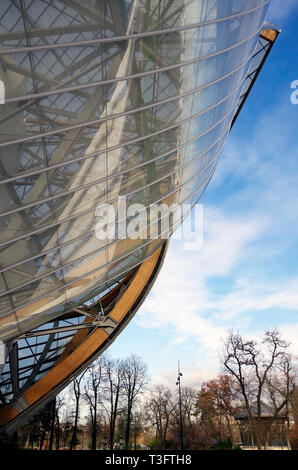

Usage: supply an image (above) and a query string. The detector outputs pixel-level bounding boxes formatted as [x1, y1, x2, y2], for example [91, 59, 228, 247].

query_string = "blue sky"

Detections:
[108, 0, 298, 388]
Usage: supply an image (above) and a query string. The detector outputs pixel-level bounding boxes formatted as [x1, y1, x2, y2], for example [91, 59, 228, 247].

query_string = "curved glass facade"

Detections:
[0, 0, 271, 342]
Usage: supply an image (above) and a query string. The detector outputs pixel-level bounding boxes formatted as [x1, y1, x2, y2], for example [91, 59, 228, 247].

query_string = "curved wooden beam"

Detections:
[0, 243, 167, 433]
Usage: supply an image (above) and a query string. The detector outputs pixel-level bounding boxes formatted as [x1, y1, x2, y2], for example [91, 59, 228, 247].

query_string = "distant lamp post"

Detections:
[176, 360, 184, 451]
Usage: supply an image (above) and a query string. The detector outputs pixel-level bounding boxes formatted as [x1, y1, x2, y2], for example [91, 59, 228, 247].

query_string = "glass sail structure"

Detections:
[0, 0, 279, 434]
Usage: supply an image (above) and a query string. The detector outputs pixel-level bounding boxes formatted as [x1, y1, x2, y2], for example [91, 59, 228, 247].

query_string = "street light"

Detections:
[176, 360, 184, 451]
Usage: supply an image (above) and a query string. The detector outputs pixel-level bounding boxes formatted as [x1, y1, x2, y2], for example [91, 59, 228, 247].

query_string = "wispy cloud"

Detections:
[135, 94, 298, 386]
[136, 204, 298, 340]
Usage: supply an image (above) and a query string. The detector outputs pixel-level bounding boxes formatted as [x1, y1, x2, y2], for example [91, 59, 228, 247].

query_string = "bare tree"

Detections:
[265, 353, 295, 448]
[48, 398, 56, 450]
[54, 395, 64, 450]
[168, 386, 198, 449]
[221, 329, 294, 449]
[146, 385, 175, 448]
[131, 407, 146, 449]
[121, 355, 148, 449]
[84, 358, 103, 450]
[101, 356, 125, 450]
[181, 387, 199, 445]
[60, 406, 73, 449]
[69, 369, 87, 450]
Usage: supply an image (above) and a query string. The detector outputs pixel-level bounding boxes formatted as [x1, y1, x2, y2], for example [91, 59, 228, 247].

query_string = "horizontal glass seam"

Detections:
[0, 54, 248, 152]
[2, 170, 213, 326]
[0, 0, 270, 55]
[0, 156, 220, 311]
[0, 142, 225, 295]
[0, 103, 235, 249]
[0, 124, 229, 274]
[0, 48, 253, 184]
[0, 93, 238, 218]
[3, 23, 263, 105]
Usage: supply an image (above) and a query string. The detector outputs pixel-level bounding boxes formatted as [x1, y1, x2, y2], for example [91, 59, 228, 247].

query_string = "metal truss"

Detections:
[0, 242, 168, 435]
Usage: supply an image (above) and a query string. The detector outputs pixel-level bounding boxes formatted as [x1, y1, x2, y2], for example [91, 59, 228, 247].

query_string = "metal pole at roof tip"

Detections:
[176, 360, 184, 451]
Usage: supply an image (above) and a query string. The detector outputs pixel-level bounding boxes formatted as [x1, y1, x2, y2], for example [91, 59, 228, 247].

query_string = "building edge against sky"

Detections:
[0, 1, 279, 434]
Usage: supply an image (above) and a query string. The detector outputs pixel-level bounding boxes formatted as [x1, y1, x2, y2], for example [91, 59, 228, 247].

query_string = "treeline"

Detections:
[11, 330, 298, 450]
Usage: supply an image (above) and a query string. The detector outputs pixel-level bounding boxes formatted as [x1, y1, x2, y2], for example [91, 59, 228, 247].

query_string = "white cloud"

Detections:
[136, 203, 298, 354]
[134, 95, 298, 383]
[277, 323, 298, 358]
[158, 362, 221, 390]
[136, 207, 263, 347]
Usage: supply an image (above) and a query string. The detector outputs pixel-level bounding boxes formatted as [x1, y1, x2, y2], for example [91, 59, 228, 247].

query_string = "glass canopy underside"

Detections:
[0, 271, 134, 407]
[0, 0, 274, 343]
[0, 242, 167, 434]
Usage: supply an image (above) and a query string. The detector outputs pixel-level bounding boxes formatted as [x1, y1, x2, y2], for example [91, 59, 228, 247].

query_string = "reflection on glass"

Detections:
[0, 0, 269, 341]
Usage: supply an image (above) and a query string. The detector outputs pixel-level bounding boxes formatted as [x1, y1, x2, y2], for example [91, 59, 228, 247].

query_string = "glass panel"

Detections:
[0, 0, 270, 343]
